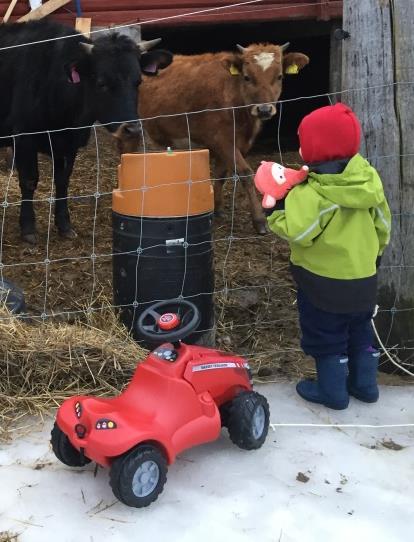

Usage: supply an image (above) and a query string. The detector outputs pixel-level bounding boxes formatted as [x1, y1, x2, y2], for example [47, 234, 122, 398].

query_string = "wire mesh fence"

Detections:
[0, 0, 413, 382]
[0, 81, 413, 381]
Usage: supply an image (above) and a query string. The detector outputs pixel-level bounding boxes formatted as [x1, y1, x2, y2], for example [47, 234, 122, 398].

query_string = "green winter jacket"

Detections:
[267, 154, 391, 280]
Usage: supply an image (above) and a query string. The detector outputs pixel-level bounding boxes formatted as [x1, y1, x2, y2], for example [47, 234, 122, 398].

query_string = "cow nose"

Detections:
[256, 104, 274, 119]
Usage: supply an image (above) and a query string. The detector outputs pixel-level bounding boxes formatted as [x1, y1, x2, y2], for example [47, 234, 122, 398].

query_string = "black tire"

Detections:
[110, 445, 168, 508]
[51, 422, 91, 467]
[227, 391, 270, 450]
[219, 401, 232, 428]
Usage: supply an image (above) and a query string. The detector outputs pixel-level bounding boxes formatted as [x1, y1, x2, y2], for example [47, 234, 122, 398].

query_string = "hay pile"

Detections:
[0, 307, 147, 442]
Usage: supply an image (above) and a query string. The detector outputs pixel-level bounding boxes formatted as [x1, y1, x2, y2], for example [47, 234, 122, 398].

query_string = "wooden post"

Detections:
[391, 0, 414, 361]
[2, 0, 20, 23]
[342, 0, 414, 366]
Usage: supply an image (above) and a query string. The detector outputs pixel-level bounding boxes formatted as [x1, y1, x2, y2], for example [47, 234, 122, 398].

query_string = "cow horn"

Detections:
[137, 38, 162, 52]
[280, 42, 290, 52]
[79, 42, 94, 54]
[236, 44, 247, 53]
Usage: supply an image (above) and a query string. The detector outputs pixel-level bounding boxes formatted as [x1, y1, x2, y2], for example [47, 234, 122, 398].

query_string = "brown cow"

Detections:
[118, 43, 309, 234]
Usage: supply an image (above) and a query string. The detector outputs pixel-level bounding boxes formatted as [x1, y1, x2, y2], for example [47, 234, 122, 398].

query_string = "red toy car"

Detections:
[51, 300, 270, 508]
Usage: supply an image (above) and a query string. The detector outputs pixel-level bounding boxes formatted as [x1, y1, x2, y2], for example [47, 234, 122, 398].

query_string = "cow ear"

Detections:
[223, 56, 243, 76]
[283, 52, 309, 75]
[64, 62, 82, 84]
[140, 49, 173, 75]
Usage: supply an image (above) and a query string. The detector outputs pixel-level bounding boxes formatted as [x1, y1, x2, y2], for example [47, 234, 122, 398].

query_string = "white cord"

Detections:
[372, 306, 414, 377]
[270, 423, 414, 429]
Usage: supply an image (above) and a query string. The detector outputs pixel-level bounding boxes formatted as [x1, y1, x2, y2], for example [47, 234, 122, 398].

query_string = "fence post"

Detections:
[342, 0, 414, 367]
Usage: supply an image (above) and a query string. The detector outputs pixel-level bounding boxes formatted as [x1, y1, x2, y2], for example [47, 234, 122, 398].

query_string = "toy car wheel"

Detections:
[51, 422, 91, 467]
[219, 402, 232, 427]
[226, 391, 270, 450]
[110, 445, 168, 508]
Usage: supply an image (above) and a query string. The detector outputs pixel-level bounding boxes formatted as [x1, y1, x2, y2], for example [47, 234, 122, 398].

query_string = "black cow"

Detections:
[0, 20, 172, 243]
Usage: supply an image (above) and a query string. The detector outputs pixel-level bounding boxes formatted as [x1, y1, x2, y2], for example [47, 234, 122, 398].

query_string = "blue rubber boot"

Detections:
[348, 347, 380, 403]
[296, 354, 350, 410]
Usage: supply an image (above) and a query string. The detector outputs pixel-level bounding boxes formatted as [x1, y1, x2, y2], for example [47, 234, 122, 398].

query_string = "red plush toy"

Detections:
[254, 161, 309, 208]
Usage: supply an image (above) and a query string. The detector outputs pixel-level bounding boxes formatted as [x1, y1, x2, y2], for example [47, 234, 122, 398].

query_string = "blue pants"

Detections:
[297, 289, 375, 357]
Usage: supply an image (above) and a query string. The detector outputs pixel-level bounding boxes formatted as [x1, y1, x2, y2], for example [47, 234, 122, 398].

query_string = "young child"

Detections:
[255, 103, 391, 410]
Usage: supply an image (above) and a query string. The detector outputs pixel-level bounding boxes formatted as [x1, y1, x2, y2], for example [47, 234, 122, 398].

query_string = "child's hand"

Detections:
[254, 161, 309, 208]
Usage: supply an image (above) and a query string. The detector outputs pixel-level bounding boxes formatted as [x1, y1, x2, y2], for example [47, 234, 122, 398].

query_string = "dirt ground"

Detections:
[0, 131, 407, 383]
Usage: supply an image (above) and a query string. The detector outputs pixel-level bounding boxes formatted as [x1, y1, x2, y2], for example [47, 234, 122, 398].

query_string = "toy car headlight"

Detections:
[96, 419, 117, 430]
[74, 401, 82, 419]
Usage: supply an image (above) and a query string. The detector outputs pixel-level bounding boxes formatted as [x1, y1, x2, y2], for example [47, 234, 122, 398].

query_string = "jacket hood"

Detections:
[298, 103, 361, 163]
[307, 154, 385, 209]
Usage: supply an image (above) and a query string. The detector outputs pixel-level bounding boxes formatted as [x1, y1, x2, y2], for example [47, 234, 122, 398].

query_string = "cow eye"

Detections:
[277, 74, 283, 81]
[244, 75, 251, 82]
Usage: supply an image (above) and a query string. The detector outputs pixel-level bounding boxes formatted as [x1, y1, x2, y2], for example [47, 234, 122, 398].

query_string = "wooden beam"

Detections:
[342, 0, 414, 368]
[17, 0, 71, 22]
[75, 16, 91, 38]
[390, 0, 414, 368]
[2, 0, 19, 23]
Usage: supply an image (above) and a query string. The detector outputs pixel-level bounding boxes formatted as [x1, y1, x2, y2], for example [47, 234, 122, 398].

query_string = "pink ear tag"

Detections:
[70, 67, 81, 84]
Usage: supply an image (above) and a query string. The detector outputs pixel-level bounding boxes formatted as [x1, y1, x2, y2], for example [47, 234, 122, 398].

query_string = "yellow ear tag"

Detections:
[285, 63, 299, 75]
[229, 64, 240, 76]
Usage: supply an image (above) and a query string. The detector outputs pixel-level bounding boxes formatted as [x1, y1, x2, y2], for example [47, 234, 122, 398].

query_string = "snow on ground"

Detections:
[0, 383, 413, 542]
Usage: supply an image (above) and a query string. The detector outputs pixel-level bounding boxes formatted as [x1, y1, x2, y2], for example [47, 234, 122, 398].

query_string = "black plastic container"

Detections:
[113, 211, 214, 348]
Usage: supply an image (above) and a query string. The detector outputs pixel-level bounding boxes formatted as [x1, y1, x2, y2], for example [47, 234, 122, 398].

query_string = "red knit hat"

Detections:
[298, 103, 361, 163]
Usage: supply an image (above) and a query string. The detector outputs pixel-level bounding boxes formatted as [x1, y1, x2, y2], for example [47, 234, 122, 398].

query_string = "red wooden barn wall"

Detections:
[0, 1, 342, 27]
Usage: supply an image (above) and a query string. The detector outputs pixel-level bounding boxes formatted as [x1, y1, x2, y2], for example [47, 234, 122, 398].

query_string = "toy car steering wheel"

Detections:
[136, 299, 201, 343]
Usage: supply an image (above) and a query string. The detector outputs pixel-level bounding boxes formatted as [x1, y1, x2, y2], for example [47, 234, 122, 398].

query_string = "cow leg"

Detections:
[239, 170, 267, 234]
[53, 153, 77, 238]
[219, 147, 267, 235]
[15, 143, 39, 244]
[213, 179, 225, 217]
[212, 161, 227, 218]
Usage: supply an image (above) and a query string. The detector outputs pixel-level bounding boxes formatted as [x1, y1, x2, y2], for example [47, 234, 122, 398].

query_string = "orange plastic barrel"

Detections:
[112, 149, 214, 217]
